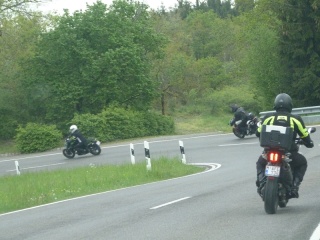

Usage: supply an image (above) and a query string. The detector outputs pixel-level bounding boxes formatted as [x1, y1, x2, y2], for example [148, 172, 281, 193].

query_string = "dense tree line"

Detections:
[0, 0, 319, 140]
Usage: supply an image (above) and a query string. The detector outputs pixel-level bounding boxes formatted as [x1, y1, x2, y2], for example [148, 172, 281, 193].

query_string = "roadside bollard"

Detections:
[130, 143, 135, 165]
[144, 141, 151, 171]
[15, 161, 21, 175]
[179, 140, 186, 164]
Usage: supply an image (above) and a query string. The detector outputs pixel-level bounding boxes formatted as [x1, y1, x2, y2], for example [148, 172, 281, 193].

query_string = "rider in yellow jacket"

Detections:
[256, 93, 314, 198]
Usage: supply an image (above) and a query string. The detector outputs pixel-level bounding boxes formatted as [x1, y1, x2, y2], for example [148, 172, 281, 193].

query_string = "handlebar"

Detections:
[295, 127, 316, 145]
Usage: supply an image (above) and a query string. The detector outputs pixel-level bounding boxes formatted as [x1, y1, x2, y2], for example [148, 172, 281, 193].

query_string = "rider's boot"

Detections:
[289, 177, 301, 199]
[256, 173, 267, 198]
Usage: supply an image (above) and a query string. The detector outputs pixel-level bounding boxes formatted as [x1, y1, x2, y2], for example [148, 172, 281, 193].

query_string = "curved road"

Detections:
[0, 128, 320, 240]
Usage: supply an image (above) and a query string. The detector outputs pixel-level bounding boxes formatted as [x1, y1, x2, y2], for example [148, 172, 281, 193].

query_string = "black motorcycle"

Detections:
[230, 113, 259, 138]
[62, 136, 101, 159]
[259, 125, 316, 214]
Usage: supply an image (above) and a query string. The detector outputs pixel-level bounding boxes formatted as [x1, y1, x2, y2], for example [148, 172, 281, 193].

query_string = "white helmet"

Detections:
[69, 125, 78, 133]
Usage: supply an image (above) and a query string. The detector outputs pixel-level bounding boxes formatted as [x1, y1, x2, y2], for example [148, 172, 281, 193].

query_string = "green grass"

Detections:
[0, 157, 203, 214]
[0, 140, 18, 154]
[174, 113, 232, 134]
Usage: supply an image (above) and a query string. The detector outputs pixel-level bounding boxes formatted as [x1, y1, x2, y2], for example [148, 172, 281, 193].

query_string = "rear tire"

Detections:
[264, 178, 279, 214]
[233, 128, 245, 138]
[89, 144, 101, 156]
[63, 149, 75, 159]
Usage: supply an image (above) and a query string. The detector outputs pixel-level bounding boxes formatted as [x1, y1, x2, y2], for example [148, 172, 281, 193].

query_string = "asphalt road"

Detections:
[1, 129, 320, 240]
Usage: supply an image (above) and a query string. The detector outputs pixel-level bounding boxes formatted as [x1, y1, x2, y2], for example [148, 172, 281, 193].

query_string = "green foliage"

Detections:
[0, 14, 45, 139]
[256, 0, 320, 106]
[70, 107, 175, 142]
[15, 123, 62, 153]
[22, 0, 167, 125]
[186, 11, 236, 60]
[232, 10, 285, 108]
[179, 84, 262, 116]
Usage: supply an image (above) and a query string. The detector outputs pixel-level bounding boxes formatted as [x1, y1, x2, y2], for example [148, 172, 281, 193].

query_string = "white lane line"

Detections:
[219, 142, 257, 147]
[0, 153, 62, 163]
[6, 163, 66, 172]
[310, 223, 320, 240]
[150, 197, 191, 210]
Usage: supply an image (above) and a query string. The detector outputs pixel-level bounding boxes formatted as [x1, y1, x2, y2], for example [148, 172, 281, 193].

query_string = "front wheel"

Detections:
[264, 178, 279, 214]
[89, 144, 101, 156]
[63, 148, 75, 159]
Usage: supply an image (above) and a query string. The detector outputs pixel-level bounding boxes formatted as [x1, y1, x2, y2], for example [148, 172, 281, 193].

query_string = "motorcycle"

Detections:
[230, 112, 259, 138]
[259, 125, 316, 214]
[62, 136, 101, 159]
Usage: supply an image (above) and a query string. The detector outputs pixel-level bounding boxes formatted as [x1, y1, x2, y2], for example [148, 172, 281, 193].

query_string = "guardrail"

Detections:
[259, 106, 320, 125]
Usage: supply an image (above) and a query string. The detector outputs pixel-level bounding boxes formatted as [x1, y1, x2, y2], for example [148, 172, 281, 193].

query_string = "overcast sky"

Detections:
[36, 0, 191, 14]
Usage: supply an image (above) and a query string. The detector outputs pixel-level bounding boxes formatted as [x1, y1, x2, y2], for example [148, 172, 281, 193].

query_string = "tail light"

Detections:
[267, 151, 283, 163]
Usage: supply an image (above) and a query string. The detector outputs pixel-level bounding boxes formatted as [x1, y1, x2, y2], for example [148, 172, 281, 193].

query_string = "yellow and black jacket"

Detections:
[256, 111, 312, 151]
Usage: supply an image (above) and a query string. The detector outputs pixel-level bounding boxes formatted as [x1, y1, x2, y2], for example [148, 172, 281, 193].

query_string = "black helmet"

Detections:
[273, 93, 293, 112]
[230, 104, 239, 113]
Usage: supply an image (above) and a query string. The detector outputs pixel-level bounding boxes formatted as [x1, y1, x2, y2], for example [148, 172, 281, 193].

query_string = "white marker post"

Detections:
[130, 143, 135, 165]
[15, 161, 21, 175]
[144, 141, 151, 171]
[179, 140, 186, 164]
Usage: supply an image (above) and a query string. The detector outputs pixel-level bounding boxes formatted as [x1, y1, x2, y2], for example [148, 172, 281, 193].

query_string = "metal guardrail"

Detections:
[259, 106, 320, 125]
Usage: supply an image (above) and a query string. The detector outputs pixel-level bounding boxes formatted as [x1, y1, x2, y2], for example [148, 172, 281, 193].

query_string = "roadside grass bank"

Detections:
[174, 114, 231, 135]
[0, 157, 204, 214]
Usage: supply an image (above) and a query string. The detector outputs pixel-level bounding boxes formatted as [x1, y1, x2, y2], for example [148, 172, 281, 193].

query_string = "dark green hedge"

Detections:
[70, 107, 175, 142]
[14, 107, 174, 153]
[15, 123, 62, 153]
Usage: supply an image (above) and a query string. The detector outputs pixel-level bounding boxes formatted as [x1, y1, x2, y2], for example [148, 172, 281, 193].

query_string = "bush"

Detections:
[15, 123, 62, 153]
[69, 107, 175, 142]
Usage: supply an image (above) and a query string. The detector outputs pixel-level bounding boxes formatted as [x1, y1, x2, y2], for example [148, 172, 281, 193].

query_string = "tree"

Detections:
[234, 0, 255, 15]
[234, 10, 286, 108]
[0, 13, 46, 139]
[257, 0, 320, 106]
[0, 0, 50, 16]
[22, 0, 167, 125]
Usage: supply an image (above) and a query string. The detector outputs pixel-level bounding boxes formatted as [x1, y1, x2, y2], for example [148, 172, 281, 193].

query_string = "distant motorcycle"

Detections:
[230, 112, 259, 138]
[62, 136, 101, 159]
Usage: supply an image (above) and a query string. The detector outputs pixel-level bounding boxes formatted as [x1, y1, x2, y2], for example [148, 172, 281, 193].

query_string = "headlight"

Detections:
[96, 141, 101, 146]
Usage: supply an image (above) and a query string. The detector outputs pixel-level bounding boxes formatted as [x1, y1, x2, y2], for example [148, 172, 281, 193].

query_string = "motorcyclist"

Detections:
[69, 125, 88, 150]
[255, 93, 314, 199]
[229, 104, 250, 134]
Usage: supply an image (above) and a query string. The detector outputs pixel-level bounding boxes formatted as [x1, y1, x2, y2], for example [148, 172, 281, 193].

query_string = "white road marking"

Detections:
[219, 142, 257, 147]
[0, 153, 63, 163]
[150, 197, 191, 210]
[310, 223, 320, 240]
[6, 163, 66, 172]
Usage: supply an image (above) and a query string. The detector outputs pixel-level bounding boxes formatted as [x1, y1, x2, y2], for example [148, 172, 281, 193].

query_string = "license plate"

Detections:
[265, 165, 280, 177]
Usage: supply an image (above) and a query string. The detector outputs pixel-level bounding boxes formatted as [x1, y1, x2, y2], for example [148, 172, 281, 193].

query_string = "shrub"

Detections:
[15, 123, 62, 153]
[69, 107, 175, 142]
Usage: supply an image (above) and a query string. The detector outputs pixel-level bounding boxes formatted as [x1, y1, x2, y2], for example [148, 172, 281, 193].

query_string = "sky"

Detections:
[36, 0, 190, 14]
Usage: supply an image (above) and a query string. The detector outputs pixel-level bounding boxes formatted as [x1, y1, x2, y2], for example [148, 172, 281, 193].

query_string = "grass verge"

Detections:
[0, 157, 204, 214]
